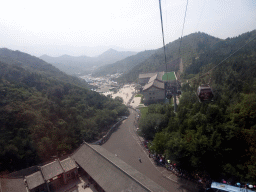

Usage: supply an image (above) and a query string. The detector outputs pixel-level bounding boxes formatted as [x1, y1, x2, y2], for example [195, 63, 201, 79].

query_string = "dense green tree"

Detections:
[0, 58, 129, 173]
[149, 45, 256, 182]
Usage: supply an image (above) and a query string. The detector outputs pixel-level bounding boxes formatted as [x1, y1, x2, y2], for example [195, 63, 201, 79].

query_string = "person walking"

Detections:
[139, 157, 142, 163]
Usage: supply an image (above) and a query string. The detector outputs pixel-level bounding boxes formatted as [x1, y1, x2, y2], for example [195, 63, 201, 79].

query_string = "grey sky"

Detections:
[1, 0, 255, 57]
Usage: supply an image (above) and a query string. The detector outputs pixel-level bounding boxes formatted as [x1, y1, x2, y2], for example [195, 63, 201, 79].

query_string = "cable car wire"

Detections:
[190, 35, 256, 83]
[208, 36, 256, 73]
[178, 0, 189, 57]
[158, 0, 167, 73]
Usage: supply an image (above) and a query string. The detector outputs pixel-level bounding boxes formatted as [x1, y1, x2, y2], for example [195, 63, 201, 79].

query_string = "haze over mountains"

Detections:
[117, 32, 222, 83]
[0, 48, 88, 88]
[38, 30, 256, 84]
[92, 32, 221, 81]
[40, 49, 137, 75]
[93, 30, 256, 84]
[92, 49, 156, 77]
[1, 29, 256, 184]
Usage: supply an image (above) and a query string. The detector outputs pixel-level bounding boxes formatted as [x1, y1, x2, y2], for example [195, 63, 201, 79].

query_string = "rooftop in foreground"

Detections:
[72, 142, 168, 192]
[1, 142, 168, 192]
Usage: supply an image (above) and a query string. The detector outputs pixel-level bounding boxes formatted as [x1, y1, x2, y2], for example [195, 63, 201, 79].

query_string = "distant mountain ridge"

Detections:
[91, 32, 221, 81]
[0, 48, 88, 88]
[0, 48, 129, 172]
[40, 49, 137, 75]
[92, 49, 156, 77]
[116, 32, 222, 83]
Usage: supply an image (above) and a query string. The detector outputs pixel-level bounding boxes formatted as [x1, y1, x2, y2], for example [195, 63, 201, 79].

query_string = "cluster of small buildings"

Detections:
[1, 142, 167, 192]
[80, 74, 120, 93]
[106, 73, 123, 79]
[1, 157, 78, 192]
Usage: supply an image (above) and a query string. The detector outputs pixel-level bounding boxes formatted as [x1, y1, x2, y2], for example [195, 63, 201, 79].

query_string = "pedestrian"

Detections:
[139, 157, 141, 163]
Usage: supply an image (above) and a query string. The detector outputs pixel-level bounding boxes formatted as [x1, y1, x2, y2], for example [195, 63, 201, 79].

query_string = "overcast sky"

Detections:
[1, 0, 255, 57]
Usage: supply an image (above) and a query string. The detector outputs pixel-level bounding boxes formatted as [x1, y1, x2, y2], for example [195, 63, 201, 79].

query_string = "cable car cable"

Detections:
[158, 0, 189, 105]
[179, 0, 189, 58]
[159, 0, 174, 102]
[207, 35, 256, 73]
[158, 0, 167, 73]
[165, 0, 167, 39]
[171, 0, 189, 96]
[193, 35, 256, 102]
[190, 35, 256, 82]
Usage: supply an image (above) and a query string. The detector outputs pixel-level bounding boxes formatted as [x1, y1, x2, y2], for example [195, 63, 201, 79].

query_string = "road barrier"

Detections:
[92, 117, 126, 145]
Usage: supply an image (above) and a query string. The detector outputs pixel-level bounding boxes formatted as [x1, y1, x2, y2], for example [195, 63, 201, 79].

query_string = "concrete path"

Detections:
[102, 108, 198, 192]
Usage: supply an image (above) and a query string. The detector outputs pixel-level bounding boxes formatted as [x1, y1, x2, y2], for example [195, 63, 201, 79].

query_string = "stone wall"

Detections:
[143, 87, 165, 104]
[92, 118, 125, 145]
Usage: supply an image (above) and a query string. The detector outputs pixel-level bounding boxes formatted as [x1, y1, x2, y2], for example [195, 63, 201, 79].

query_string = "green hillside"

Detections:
[92, 50, 156, 77]
[0, 48, 88, 89]
[0, 50, 129, 173]
[138, 30, 256, 183]
[117, 32, 221, 83]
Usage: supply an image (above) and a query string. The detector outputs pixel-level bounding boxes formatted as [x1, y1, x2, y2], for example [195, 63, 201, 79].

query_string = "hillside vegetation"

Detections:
[0, 48, 88, 88]
[92, 50, 156, 77]
[0, 50, 128, 173]
[139, 30, 256, 183]
[117, 32, 221, 83]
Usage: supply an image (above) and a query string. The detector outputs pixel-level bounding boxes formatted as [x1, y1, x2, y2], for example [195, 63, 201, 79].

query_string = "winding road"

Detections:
[102, 108, 198, 192]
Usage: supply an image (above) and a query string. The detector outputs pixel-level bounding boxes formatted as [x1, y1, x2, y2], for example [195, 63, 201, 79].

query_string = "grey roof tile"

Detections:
[139, 73, 157, 79]
[0, 178, 27, 192]
[72, 143, 167, 192]
[25, 171, 45, 190]
[143, 80, 165, 91]
[60, 157, 77, 172]
[40, 160, 64, 181]
[143, 81, 154, 91]
[148, 74, 158, 83]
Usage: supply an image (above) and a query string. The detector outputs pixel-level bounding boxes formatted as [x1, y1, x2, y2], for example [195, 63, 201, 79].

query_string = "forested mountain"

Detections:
[92, 50, 156, 77]
[139, 30, 256, 183]
[184, 30, 256, 78]
[40, 48, 137, 75]
[117, 32, 221, 83]
[0, 50, 128, 173]
[0, 48, 88, 88]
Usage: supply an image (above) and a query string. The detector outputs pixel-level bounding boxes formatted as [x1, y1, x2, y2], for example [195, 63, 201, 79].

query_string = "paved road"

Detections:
[102, 108, 198, 192]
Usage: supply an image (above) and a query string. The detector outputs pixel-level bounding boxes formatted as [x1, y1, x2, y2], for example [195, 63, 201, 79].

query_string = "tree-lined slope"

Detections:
[0, 50, 129, 173]
[140, 30, 256, 183]
[0, 48, 88, 88]
[117, 32, 221, 83]
[92, 50, 156, 77]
